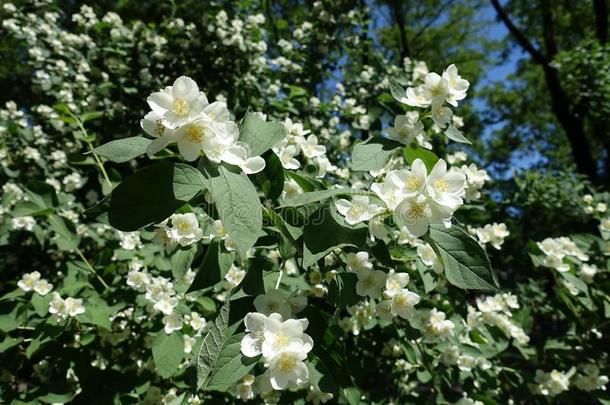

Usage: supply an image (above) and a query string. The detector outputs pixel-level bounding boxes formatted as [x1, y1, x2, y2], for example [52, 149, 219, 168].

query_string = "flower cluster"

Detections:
[401, 64, 470, 131]
[469, 222, 510, 250]
[17, 271, 53, 296]
[537, 236, 589, 272]
[240, 311, 313, 390]
[152, 213, 204, 252]
[48, 293, 86, 321]
[467, 293, 529, 345]
[367, 158, 466, 237]
[142, 76, 265, 173]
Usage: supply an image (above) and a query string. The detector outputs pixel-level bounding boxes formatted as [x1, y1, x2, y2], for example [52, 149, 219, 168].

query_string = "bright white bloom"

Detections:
[254, 289, 292, 320]
[126, 269, 151, 291]
[335, 195, 381, 225]
[184, 335, 197, 354]
[153, 293, 179, 315]
[580, 264, 598, 283]
[189, 312, 207, 333]
[268, 349, 309, 390]
[170, 213, 203, 247]
[301, 135, 326, 158]
[282, 178, 303, 200]
[394, 194, 450, 237]
[277, 144, 301, 170]
[390, 288, 420, 319]
[224, 265, 246, 288]
[33, 279, 53, 296]
[12, 216, 36, 231]
[423, 308, 454, 339]
[417, 243, 443, 274]
[344, 251, 373, 272]
[262, 316, 312, 359]
[17, 271, 41, 292]
[430, 104, 453, 128]
[385, 114, 424, 145]
[162, 313, 183, 334]
[474, 223, 510, 250]
[49, 293, 85, 321]
[384, 270, 410, 298]
[241, 312, 273, 357]
[425, 159, 466, 211]
[146, 76, 210, 129]
[355, 268, 386, 299]
[534, 369, 570, 396]
[441, 64, 469, 105]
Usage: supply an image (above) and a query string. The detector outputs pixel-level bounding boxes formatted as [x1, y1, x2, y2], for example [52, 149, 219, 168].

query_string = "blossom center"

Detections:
[407, 201, 427, 218]
[153, 119, 165, 136]
[406, 176, 421, 191]
[434, 179, 448, 192]
[347, 204, 364, 218]
[185, 125, 204, 143]
[277, 354, 296, 372]
[273, 333, 289, 348]
[172, 98, 189, 116]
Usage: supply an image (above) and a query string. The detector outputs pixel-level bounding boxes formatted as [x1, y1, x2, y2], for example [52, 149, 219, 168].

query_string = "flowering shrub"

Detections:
[1, 2, 609, 405]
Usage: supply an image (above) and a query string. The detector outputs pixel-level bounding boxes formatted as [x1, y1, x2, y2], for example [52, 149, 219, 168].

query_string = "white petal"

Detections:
[242, 157, 266, 174]
[172, 76, 199, 101]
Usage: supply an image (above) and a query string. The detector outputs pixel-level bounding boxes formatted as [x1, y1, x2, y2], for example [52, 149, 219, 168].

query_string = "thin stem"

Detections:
[66, 110, 113, 189]
[76, 247, 110, 290]
[275, 269, 284, 289]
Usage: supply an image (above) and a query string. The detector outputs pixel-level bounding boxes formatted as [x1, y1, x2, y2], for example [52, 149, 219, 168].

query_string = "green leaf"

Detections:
[388, 77, 408, 103]
[0, 314, 18, 332]
[48, 215, 79, 251]
[283, 188, 357, 207]
[171, 245, 197, 280]
[444, 124, 471, 144]
[327, 273, 360, 308]
[31, 293, 52, 317]
[152, 332, 184, 378]
[236, 257, 279, 297]
[402, 146, 439, 172]
[209, 166, 262, 256]
[427, 224, 498, 290]
[351, 137, 401, 171]
[303, 204, 369, 268]
[79, 111, 103, 123]
[238, 113, 286, 156]
[188, 241, 233, 293]
[77, 295, 115, 330]
[93, 136, 152, 163]
[190, 298, 258, 391]
[260, 151, 285, 201]
[103, 162, 204, 231]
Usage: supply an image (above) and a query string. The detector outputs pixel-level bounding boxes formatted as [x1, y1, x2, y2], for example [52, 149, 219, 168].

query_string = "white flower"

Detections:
[147, 76, 209, 129]
[475, 223, 509, 250]
[335, 195, 381, 225]
[394, 194, 449, 237]
[171, 117, 225, 161]
[385, 114, 424, 145]
[277, 144, 301, 170]
[12, 216, 36, 231]
[430, 104, 453, 128]
[600, 217, 610, 233]
[235, 374, 256, 400]
[425, 159, 466, 211]
[390, 288, 420, 319]
[241, 312, 273, 357]
[344, 251, 373, 272]
[580, 264, 598, 283]
[17, 271, 41, 292]
[441, 64, 469, 105]
[127, 269, 150, 291]
[355, 268, 386, 298]
[171, 213, 203, 246]
[282, 178, 304, 200]
[301, 135, 326, 158]
[575, 364, 609, 392]
[417, 243, 443, 274]
[424, 309, 454, 339]
[262, 316, 312, 359]
[184, 335, 197, 354]
[49, 293, 85, 321]
[254, 289, 292, 319]
[189, 312, 207, 333]
[224, 265, 246, 288]
[162, 313, 183, 334]
[153, 293, 179, 315]
[33, 279, 53, 296]
[268, 350, 309, 390]
[384, 270, 410, 298]
[385, 158, 428, 198]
